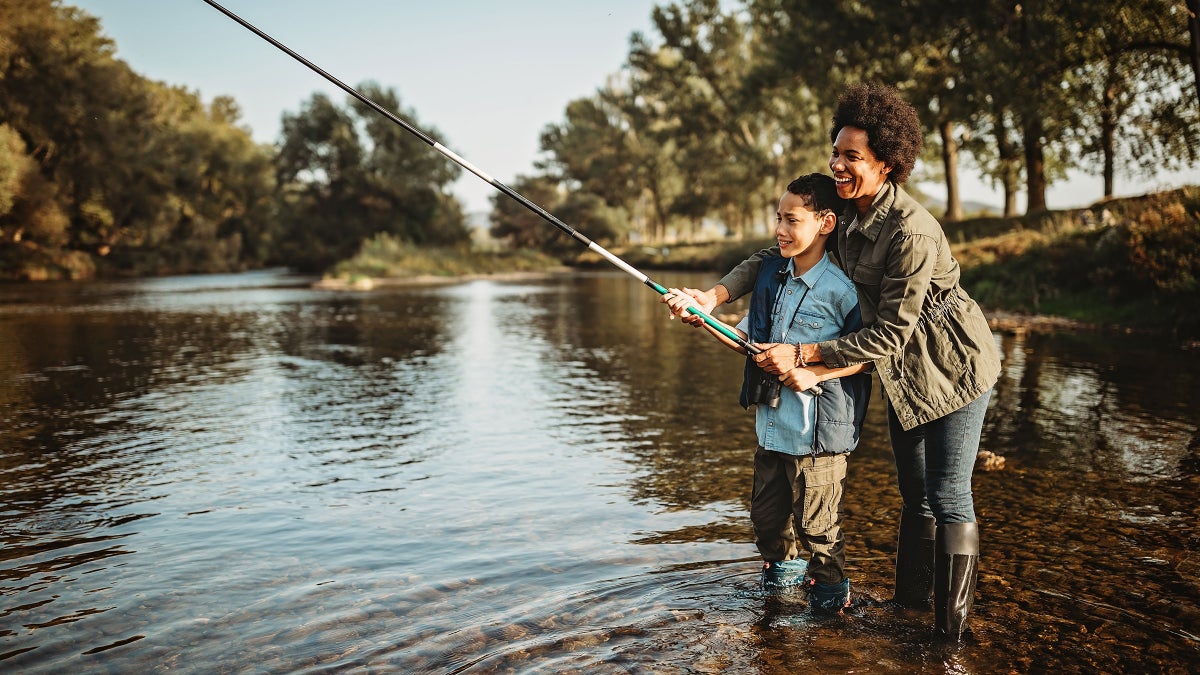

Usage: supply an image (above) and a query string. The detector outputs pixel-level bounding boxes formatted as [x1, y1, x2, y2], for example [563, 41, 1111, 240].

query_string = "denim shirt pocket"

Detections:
[791, 311, 825, 336]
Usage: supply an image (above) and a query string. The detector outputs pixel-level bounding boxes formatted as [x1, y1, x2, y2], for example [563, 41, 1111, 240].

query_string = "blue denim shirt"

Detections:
[737, 253, 860, 455]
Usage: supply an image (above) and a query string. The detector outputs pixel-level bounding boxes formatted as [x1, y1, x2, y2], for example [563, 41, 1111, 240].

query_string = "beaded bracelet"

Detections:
[794, 343, 807, 369]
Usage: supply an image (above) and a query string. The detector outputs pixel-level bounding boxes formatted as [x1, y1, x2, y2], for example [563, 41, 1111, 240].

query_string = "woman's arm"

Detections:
[797, 231, 939, 368]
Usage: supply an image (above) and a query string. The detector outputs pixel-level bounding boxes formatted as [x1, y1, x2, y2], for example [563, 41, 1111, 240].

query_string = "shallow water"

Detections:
[1, 269, 1197, 673]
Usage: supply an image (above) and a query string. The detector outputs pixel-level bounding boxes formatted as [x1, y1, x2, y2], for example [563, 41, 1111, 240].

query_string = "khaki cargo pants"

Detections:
[751, 447, 847, 585]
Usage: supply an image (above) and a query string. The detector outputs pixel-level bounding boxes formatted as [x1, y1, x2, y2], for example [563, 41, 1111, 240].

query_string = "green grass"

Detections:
[328, 233, 562, 281]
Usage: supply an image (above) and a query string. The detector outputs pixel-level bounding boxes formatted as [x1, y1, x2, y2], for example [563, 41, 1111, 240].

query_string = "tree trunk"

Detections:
[1101, 68, 1116, 198]
[939, 119, 963, 222]
[1188, 0, 1200, 107]
[992, 103, 1021, 217]
[1023, 117, 1047, 213]
[1001, 162, 1020, 217]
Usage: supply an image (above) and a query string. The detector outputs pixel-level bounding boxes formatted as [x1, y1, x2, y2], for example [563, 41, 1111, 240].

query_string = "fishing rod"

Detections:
[199, 0, 762, 354]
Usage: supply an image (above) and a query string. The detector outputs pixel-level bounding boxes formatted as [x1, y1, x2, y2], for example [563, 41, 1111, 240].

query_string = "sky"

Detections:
[69, 0, 1200, 216]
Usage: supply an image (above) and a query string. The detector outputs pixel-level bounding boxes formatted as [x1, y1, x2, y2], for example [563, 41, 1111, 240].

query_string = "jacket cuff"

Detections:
[817, 339, 847, 368]
[716, 274, 748, 302]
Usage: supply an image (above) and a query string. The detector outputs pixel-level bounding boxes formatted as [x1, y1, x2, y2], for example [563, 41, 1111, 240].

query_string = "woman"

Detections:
[671, 82, 1001, 639]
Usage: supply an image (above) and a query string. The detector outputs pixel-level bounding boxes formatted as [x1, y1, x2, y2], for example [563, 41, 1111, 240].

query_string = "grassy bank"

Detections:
[326, 233, 563, 285]
[952, 187, 1199, 336]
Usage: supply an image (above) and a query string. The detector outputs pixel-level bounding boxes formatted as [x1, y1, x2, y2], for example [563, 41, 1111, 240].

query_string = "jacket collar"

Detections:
[841, 180, 898, 242]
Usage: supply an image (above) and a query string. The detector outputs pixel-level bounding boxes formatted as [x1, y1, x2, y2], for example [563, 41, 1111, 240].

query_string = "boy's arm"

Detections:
[779, 362, 868, 393]
[698, 320, 749, 354]
[663, 247, 778, 325]
[665, 287, 749, 353]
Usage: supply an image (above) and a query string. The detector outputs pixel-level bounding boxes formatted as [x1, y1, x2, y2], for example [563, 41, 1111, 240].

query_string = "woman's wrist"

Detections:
[711, 284, 731, 306]
[796, 343, 820, 366]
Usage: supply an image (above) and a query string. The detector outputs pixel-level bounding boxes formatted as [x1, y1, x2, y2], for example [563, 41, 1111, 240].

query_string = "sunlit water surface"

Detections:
[1, 269, 1197, 673]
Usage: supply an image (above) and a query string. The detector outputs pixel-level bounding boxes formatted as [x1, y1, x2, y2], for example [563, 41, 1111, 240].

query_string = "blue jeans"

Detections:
[887, 390, 991, 524]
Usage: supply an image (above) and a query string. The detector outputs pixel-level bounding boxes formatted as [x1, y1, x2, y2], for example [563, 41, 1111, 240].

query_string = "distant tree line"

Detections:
[0, 0, 465, 279]
[493, 0, 1200, 248]
[3, 1, 1197, 279]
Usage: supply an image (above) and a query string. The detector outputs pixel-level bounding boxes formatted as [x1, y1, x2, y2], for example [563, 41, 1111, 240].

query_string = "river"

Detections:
[1, 269, 1197, 673]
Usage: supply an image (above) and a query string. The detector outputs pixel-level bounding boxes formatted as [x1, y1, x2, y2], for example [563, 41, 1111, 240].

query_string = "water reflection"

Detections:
[1, 270, 1197, 672]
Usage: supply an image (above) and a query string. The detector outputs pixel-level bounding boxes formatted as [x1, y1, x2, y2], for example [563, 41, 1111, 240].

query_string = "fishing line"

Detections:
[200, 0, 759, 354]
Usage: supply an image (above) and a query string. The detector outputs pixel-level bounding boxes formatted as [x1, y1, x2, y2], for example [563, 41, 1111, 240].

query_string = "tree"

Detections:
[488, 174, 567, 252]
[0, 0, 279, 277]
[274, 84, 466, 272]
[1074, 1, 1199, 197]
[537, 92, 645, 236]
[1187, 0, 1200, 105]
[629, 0, 824, 237]
[534, 0, 830, 246]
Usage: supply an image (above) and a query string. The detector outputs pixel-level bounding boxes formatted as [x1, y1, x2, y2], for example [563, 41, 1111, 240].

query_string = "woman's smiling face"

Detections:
[829, 126, 891, 214]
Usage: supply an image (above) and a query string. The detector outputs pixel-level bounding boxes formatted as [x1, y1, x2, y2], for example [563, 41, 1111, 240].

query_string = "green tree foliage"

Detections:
[531, 0, 830, 245]
[0, 123, 69, 249]
[749, 0, 1198, 217]
[1068, 1, 1198, 197]
[538, 89, 671, 243]
[274, 83, 467, 272]
[0, 0, 277, 279]
[488, 174, 569, 252]
[517, 0, 1200, 249]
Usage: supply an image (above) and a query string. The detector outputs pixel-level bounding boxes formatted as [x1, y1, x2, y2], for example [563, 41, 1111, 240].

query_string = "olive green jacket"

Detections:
[718, 181, 1001, 430]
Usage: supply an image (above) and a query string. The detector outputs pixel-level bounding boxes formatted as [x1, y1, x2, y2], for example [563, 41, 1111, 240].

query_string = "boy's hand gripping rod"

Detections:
[200, 0, 761, 356]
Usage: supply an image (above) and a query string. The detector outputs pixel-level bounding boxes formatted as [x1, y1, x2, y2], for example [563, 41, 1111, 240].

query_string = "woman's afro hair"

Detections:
[830, 82, 923, 185]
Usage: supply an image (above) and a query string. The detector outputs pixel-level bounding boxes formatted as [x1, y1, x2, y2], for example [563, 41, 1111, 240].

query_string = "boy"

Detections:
[665, 174, 870, 613]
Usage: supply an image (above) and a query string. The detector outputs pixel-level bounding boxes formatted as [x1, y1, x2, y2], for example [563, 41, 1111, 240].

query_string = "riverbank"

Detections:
[314, 267, 573, 291]
[319, 188, 1199, 340]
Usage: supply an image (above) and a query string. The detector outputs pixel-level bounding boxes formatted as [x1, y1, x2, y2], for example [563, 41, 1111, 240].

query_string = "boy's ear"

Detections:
[819, 211, 837, 235]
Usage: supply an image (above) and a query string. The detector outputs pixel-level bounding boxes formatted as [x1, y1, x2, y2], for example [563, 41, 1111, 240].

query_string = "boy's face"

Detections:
[775, 191, 834, 258]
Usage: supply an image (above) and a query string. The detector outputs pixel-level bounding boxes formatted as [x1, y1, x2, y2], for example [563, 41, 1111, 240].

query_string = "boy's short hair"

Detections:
[785, 173, 846, 218]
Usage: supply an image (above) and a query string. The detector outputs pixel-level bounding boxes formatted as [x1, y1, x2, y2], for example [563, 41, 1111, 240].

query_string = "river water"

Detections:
[1, 269, 1197, 673]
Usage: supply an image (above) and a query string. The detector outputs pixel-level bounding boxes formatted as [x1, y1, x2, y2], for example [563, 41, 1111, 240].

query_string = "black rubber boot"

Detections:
[934, 522, 979, 640]
[893, 509, 937, 607]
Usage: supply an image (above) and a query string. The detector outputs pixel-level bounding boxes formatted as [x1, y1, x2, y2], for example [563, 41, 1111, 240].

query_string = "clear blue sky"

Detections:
[68, 1, 1200, 216]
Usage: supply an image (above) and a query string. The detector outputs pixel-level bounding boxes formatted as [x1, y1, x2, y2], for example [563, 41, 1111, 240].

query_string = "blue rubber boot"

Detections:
[761, 559, 808, 591]
[808, 577, 851, 614]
